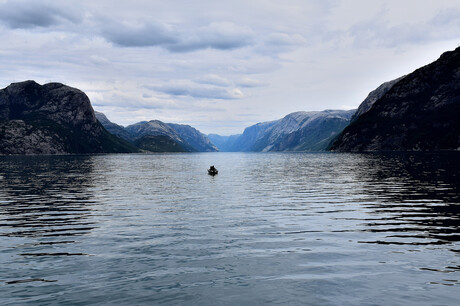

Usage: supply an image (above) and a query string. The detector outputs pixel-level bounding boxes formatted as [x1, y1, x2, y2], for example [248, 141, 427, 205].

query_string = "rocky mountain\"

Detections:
[350, 76, 405, 122]
[331, 47, 460, 152]
[210, 109, 354, 152]
[0, 81, 138, 154]
[95, 112, 218, 152]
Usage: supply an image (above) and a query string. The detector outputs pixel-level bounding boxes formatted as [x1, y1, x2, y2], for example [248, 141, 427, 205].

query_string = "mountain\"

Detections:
[0, 81, 138, 154]
[252, 110, 355, 152]
[331, 47, 460, 152]
[125, 120, 195, 152]
[94, 111, 132, 141]
[350, 76, 405, 122]
[211, 110, 354, 152]
[95, 112, 218, 152]
[221, 120, 279, 152]
[166, 123, 218, 152]
[207, 134, 242, 152]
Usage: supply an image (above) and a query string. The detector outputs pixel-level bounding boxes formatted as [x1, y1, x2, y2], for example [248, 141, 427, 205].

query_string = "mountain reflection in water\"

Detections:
[355, 153, 460, 247]
[0, 156, 99, 241]
[0, 153, 459, 305]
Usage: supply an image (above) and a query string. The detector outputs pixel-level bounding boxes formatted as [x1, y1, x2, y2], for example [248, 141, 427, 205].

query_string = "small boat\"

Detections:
[208, 166, 218, 176]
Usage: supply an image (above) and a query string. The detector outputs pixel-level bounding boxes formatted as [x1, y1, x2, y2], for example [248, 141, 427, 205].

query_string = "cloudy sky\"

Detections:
[1, 0, 460, 135]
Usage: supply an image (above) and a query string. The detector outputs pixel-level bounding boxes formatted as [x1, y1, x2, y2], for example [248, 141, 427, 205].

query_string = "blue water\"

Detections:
[0, 152, 459, 305]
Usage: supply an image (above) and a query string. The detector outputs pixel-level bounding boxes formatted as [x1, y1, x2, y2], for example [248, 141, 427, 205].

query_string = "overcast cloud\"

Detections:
[1, 0, 460, 134]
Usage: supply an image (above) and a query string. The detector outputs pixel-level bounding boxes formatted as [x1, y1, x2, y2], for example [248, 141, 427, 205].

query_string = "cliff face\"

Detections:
[94, 111, 132, 141]
[0, 81, 138, 154]
[231, 120, 279, 152]
[166, 123, 218, 152]
[331, 47, 460, 152]
[350, 76, 405, 122]
[252, 110, 355, 152]
[209, 120, 278, 152]
[210, 110, 354, 152]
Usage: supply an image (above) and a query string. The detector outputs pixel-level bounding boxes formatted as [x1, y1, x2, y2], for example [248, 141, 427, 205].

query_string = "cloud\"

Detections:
[431, 8, 460, 27]
[0, 0, 82, 29]
[265, 33, 306, 47]
[348, 6, 460, 49]
[149, 83, 245, 100]
[101, 21, 177, 47]
[100, 20, 254, 52]
[194, 74, 232, 87]
[2, 0, 460, 135]
[255, 32, 307, 56]
[348, 18, 426, 48]
[91, 92, 169, 110]
[236, 77, 268, 88]
[166, 22, 254, 52]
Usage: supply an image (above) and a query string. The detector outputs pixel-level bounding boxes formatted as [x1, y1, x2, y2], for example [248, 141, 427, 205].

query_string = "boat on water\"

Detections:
[208, 166, 218, 176]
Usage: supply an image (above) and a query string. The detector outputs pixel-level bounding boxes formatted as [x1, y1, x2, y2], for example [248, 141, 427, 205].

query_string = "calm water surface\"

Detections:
[0, 152, 459, 305]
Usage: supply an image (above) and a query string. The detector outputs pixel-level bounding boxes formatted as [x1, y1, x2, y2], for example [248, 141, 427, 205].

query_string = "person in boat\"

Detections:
[208, 165, 218, 175]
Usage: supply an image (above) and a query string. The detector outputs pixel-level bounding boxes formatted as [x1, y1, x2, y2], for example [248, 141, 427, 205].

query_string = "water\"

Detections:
[0, 152, 459, 305]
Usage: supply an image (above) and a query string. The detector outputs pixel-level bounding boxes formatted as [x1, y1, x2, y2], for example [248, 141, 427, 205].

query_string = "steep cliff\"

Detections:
[95, 111, 132, 141]
[0, 81, 138, 154]
[331, 47, 460, 152]
[166, 123, 218, 152]
[252, 110, 355, 152]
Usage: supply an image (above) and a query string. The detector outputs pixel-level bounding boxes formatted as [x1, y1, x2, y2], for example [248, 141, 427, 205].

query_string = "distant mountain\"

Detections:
[210, 109, 355, 152]
[95, 112, 218, 152]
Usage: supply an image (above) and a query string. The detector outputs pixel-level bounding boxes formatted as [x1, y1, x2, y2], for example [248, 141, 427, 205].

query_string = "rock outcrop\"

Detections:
[330, 47, 460, 152]
[0, 81, 138, 154]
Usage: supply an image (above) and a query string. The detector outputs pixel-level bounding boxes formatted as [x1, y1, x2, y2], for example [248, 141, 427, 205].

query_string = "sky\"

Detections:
[1, 0, 459, 135]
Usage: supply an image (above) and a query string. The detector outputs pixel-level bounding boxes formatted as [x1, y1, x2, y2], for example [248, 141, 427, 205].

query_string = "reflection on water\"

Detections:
[356, 153, 460, 248]
[0, 156, 98, 241]
[0, 152, 459, 305]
